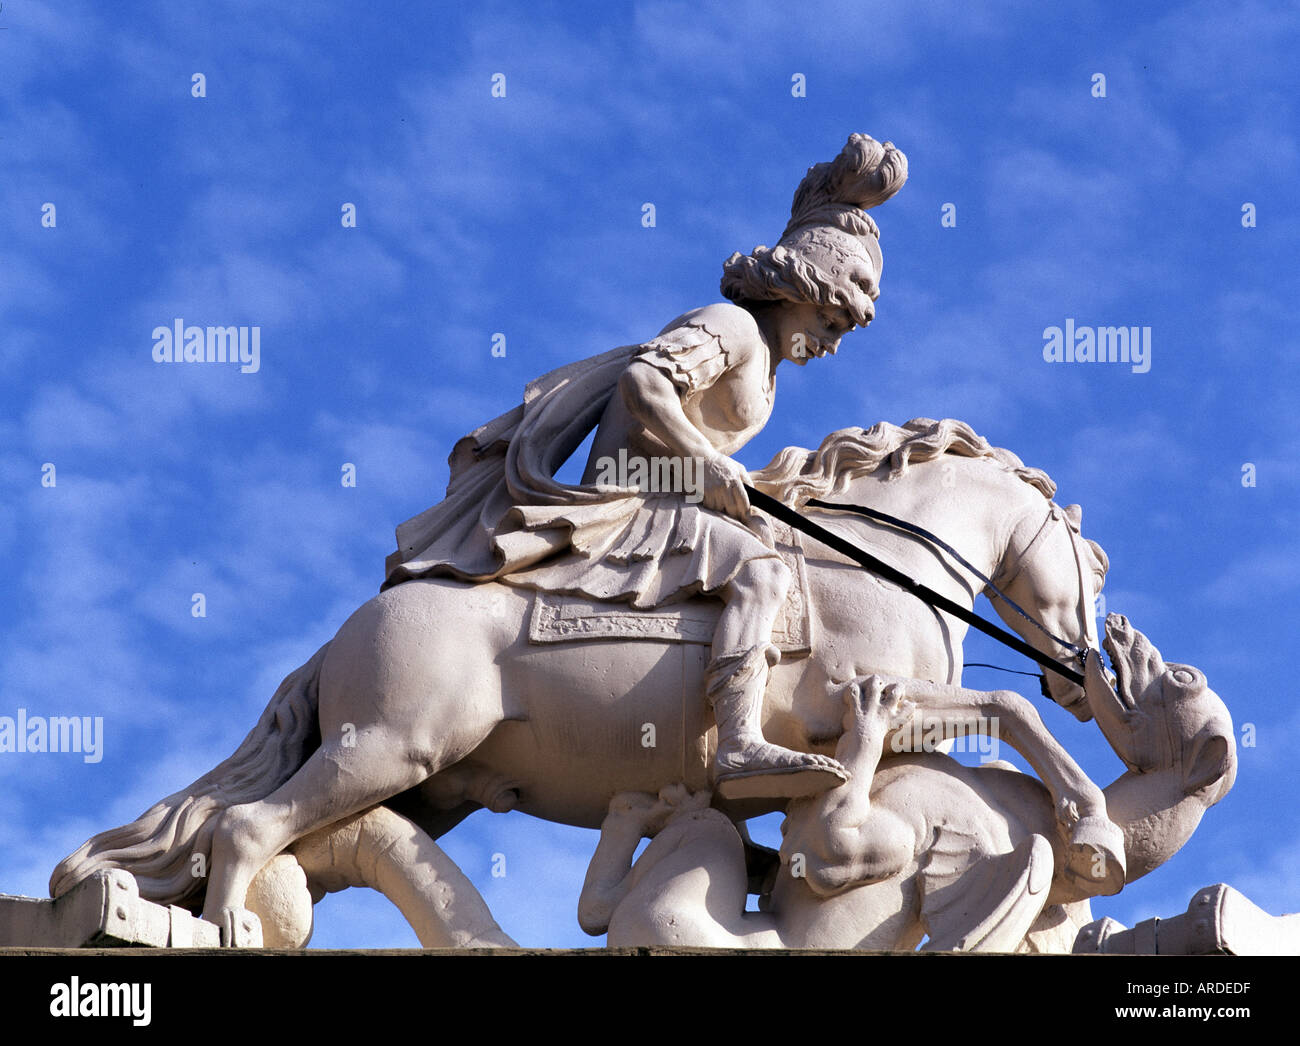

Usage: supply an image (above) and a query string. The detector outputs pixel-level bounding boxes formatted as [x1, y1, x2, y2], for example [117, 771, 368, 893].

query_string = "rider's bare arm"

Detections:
[619, 360, 753, 521]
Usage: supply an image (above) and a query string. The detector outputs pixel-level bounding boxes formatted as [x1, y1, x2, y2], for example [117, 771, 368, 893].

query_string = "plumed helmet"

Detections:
[721, 134, 908, 327]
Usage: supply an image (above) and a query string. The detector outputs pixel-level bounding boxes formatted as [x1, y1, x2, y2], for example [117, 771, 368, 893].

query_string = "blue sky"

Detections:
[2, 1, 1297, 949]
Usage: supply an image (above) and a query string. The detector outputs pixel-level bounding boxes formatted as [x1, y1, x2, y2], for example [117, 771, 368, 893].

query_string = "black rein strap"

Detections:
[806, 497, 1086, 658]
[743, 485, 1087, 688]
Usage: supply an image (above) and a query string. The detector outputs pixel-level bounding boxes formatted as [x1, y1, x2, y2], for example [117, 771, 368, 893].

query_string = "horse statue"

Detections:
[576, 614, 1236, 952]
[49, 417, 1117, 946]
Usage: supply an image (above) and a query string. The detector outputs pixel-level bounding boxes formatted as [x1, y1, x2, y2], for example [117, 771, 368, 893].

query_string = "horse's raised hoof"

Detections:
[715, 761, 849, 800]
[1064, 816, 1127, 896]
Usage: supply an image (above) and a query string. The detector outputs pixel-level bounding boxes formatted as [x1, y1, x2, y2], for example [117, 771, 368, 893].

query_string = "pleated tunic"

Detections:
[383, 303, 785, 608]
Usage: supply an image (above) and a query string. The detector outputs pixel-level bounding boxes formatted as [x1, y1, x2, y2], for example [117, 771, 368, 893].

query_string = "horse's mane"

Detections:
[752, 417, 1110, 589]
[751, 417, 1057, 505]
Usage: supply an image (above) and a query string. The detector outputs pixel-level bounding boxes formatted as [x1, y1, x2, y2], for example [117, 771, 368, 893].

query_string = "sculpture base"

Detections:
[3, 872, 1295, 954]
[0, 871, 261, 949]
[1075, 884, 1300, 955]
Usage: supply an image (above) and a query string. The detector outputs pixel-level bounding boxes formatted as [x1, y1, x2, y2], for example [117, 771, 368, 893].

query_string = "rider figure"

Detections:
[384, 134, 908, 799]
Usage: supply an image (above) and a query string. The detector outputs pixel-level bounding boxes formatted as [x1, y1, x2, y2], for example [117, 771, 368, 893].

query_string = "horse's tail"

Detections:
[49, 642, 329, 909]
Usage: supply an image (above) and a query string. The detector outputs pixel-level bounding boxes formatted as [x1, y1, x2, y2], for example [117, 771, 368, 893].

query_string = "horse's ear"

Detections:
[1063, 504, 1083, 530]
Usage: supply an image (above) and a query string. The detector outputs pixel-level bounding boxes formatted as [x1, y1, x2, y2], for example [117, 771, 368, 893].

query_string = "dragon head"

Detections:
[1085, 613, 1235, 802]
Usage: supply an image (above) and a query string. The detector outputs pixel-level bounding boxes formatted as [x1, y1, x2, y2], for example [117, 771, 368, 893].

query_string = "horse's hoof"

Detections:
[1064, 816, 1127, 896]
[715, 763, 849, 800]
[215, 906, 264, 948]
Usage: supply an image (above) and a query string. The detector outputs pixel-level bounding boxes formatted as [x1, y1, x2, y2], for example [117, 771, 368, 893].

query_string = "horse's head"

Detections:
[754, 420, 1108, 722]
[993, 502, 1109, 723]
[1085, 613, 1236, 802]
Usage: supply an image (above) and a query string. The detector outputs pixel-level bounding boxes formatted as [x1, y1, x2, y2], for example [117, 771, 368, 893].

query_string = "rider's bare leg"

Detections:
[708, 558, 847, 799]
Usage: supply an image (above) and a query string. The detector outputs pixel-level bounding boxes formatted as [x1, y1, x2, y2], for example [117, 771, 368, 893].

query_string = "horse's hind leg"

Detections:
[201, 581, 511, 935]
[202, 730, 442, 932]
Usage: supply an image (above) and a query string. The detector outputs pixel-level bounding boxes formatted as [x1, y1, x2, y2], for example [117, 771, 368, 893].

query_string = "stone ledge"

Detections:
[1075, 884, 1300, 956]
[0, 870, 260, 949]
[5, 874, 1296, 954]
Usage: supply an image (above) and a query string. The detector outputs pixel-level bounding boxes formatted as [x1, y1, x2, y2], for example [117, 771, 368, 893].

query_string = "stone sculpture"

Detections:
[382, 132, 909, 801]
[576, 615, 1237, 951]
[23, 133, 1285, 953]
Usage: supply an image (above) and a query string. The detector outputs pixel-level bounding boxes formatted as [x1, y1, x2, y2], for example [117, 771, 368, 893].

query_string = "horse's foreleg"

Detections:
[888, 681, 1105, 820]
[293, 806, 516, 948]
[887, 679, 1125, 894]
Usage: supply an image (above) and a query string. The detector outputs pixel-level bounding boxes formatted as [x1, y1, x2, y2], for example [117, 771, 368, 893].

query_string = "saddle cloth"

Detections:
[527, 521, 813, 657]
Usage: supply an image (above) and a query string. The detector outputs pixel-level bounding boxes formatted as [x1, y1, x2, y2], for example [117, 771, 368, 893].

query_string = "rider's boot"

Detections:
[707, 643, 849, 800]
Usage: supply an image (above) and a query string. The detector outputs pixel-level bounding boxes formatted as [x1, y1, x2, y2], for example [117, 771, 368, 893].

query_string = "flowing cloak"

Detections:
[383, 308, 782, 608]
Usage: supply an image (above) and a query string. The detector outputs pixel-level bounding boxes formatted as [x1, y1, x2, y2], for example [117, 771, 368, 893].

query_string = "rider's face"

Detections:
[775, 302, 855, 365]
